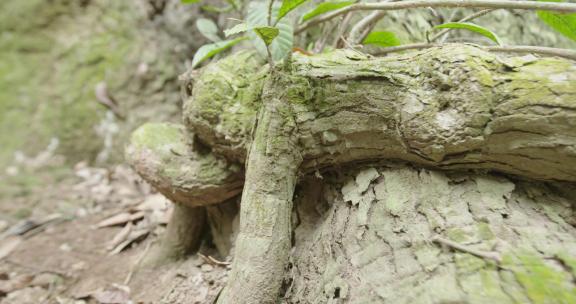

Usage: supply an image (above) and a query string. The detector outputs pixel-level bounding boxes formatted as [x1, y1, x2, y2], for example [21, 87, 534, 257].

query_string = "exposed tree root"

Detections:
[129, 45, 576, 301]
[143, 204, 206, 267]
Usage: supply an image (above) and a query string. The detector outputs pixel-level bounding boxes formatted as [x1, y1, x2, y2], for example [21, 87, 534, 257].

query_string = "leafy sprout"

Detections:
[184, 0, 576, 68]
[433, 22, 503, 45]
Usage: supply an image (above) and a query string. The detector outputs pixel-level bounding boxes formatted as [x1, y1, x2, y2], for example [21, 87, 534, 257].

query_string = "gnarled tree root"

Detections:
[126, 122, 243, 264]
[129, 45, 576, 302]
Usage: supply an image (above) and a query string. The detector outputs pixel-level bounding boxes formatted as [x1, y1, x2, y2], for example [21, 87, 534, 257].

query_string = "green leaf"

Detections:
[181, 0, 200, 4]
[224, 23, 251, 37]
[434, 22, 502, 45]
[254, 26, 280, 45]
[196, 18, 221, 42]
[536, 0, 576, 42]
[200, 5, 234, 13]
[278, 0, 309, 22]
[362, 31, 401, 47]
[301, 1, 355, 22]
[247, 1, 293, 61]
[225, 23, 279, 45]
[192, 37, 247, 68]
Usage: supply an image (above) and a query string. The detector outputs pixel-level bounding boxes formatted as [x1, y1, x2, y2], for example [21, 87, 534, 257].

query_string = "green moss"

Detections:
[504, 252, 576, 304]
[131, 123, 185, 151]
[497, 59, 576, 112]
[186, 50, 265, 147]
[556, 253, 576, 279]
[0, 0, 150, 168]
[477, 222, 495, 240]
[446, 228, 470, 243]
[455, 253, 487, 274]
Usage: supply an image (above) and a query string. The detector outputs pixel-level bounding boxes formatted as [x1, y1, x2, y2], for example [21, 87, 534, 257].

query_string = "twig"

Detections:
[334, 12, 354, 48]
[267, 0, 274, 26]
[94, 82, 125, 120]
[266, 47, 275, 70]
[372, 42, 576, 61]
[198, 253, 230, 266]
[430, 9, 496, 42]
[296, 0, 576, 34]
[3, 258, 72, 278]
[348, 11, 387, 45]
[485, 45, 576, 61]
[432, 235, 502, 263]
[267, 0, 275, 70]
[313, 22, 334, 53]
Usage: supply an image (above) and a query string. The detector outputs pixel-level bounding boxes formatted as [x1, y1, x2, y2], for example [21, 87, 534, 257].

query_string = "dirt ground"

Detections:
[0, 161, 228, 304]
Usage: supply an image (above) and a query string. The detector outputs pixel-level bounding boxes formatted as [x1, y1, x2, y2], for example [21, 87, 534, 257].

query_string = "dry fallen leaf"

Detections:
[109, 229, 150, 255]
[95, 212, 144, 229]
[0, 236, 23, 260]
[135, 194, 168, 212]
[107, 223, 133, 251]
[90, 283, 131, 304]
[0, 274, 34, 296]
[0, 220, 8, 234]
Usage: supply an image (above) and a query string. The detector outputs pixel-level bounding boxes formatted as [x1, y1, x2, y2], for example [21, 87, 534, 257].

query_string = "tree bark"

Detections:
[144, 204, 206, 266]
[130, 45, 576, 302]
[186, 45, 576, 182]
[287, 166, 576, 304]
[217, 77, 303, 304]
[188, 45, 576, 302]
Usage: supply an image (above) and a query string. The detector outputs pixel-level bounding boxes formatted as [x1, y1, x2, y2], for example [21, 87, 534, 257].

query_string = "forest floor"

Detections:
[0, 160, 227, 304]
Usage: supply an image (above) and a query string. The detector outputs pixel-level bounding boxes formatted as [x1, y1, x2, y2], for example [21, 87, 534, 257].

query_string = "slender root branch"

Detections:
[198, 253, 230, 266]
[432, 235, 502, 263]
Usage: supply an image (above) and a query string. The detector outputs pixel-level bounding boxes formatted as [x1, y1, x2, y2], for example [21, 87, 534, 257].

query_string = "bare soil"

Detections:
[0, 163, 227, 304]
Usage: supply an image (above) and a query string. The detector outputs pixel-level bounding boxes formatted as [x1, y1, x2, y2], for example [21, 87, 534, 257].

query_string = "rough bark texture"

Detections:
[126, 122, 243, 262]
[217, 77, 303, 303]
[206, 198, 240, 257]
[185, 46, 576, 182]
[288, 166, 576, 303]
[126, 122, 243, 207]
[128, 45, 576, 303]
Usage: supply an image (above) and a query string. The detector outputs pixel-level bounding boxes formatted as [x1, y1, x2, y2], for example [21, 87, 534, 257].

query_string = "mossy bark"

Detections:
[126, 122, 243, 260]
[129, 45, 576, 302]
[186, 46, 576, 182]
[200, 47, 576, 302]
[217, 77, 303, 303]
